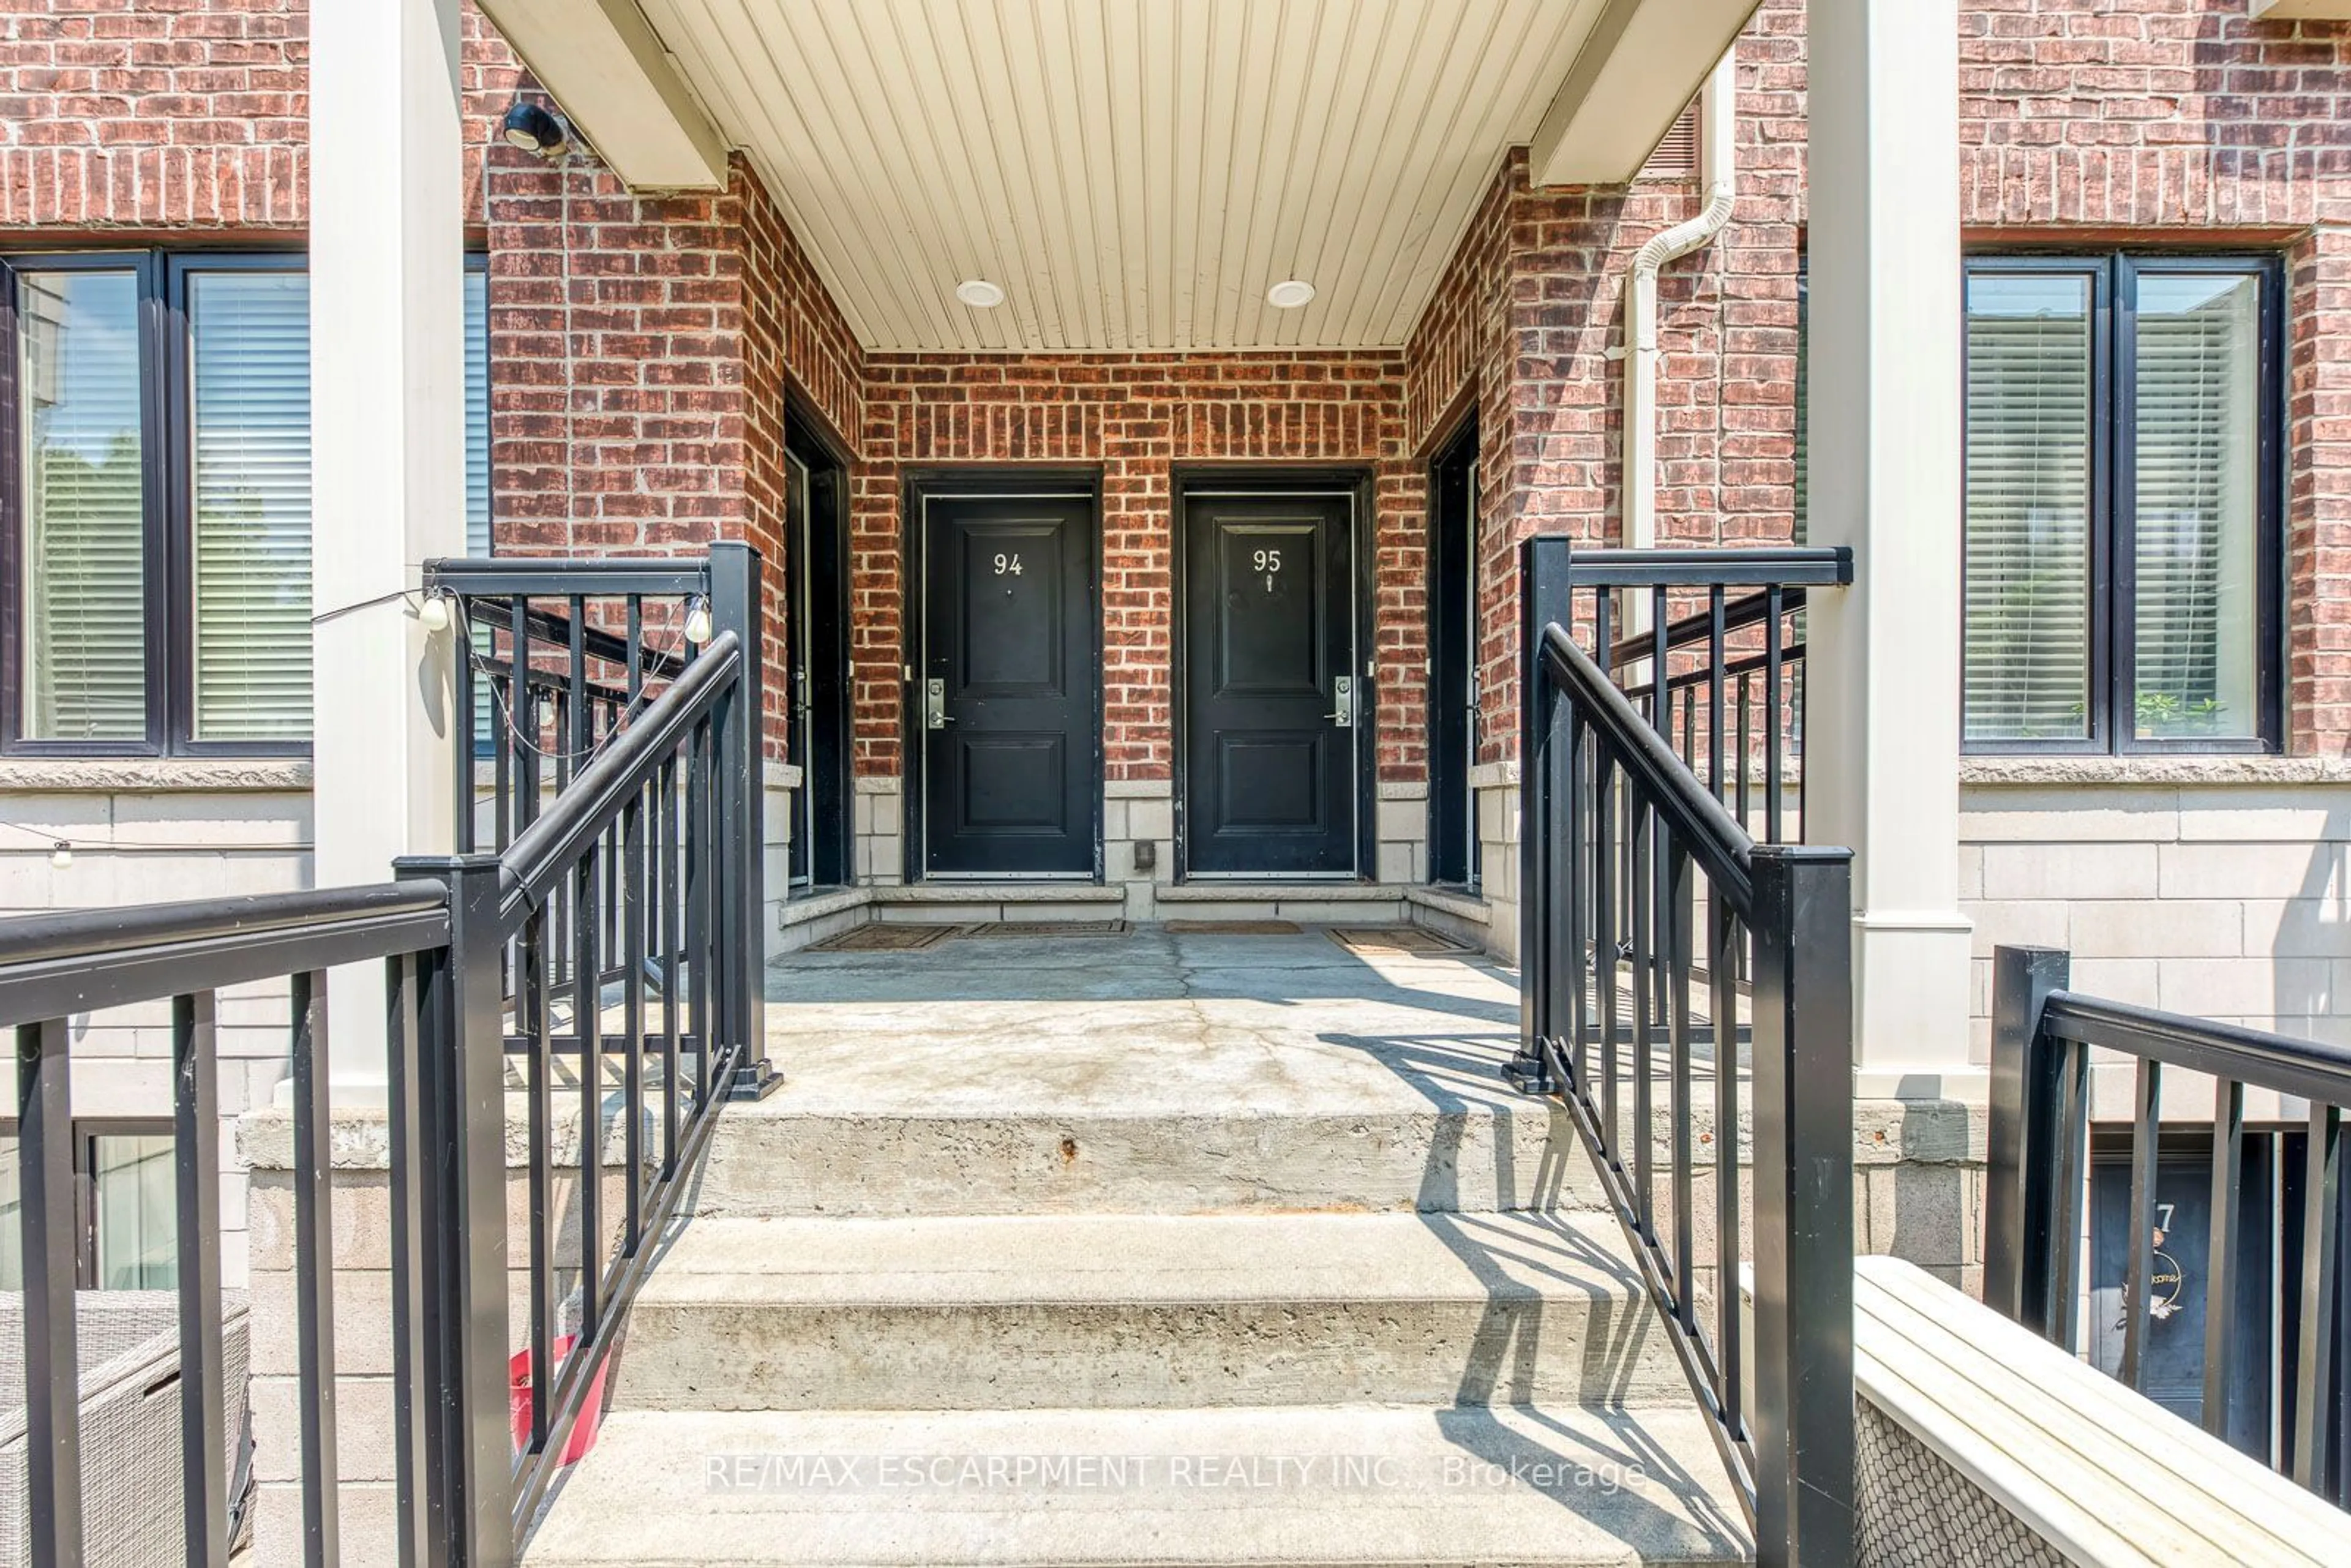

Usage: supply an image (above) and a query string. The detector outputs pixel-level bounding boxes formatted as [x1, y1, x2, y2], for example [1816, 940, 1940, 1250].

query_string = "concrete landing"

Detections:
[524, 1405, 1751, 1568]
[757, 923, 1524, 1115]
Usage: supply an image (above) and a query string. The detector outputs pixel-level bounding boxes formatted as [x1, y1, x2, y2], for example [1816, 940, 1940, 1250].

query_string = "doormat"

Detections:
[962, 919, 1130, 938]
[1164, 919, 1300, 935]
[1329, 926, 1470, 956]
[809, 923, 956, 952]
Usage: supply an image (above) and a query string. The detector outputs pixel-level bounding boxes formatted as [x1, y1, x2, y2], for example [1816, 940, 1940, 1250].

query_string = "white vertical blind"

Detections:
[1963, 271, 2096, 743]
[190, 271, 313, 741]
[2131, 272, 2260, 741]
[466, 269, 491, 555]
[18, 269, 148, 741]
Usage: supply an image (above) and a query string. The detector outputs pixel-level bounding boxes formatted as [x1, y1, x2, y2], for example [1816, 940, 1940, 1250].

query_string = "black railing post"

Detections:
[1985, 943, 2071, 1330]
[1509, 535, 1572, 1094]
[708, 541, 779, 1098]
[397, 853, 516, 1568]
[1747, 844, 1855, 1568]
[17, 1018, 81, 1568]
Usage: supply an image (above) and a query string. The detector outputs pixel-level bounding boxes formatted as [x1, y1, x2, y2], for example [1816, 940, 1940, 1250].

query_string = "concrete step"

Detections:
[698, 1099, 1600, 1217]
[521, 1404, 1753, 1567]
[612, 1211, 1683, 1412]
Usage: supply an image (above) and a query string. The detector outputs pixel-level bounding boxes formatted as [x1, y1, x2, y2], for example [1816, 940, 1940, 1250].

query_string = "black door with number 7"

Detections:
[1182, 493, 1357, 876]
[920, 495, 1098, 877]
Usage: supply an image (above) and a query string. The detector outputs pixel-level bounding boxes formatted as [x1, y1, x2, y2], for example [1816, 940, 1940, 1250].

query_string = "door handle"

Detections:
[925, 677, 953, 729]
[1327, 675, 1354, 729]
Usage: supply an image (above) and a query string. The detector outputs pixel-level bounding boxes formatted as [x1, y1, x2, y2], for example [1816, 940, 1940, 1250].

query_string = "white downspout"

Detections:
[1624, 48, 1739, 555]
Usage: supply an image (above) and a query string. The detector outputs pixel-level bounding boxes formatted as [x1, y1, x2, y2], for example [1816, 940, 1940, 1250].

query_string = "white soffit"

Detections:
[1532, 0, 1760, 189]
[476, 0, 730, 189]
[636, 0, 1613, 351]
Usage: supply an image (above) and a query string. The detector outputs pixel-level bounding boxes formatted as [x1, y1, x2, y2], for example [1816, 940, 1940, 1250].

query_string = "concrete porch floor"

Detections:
[758, 922, 1525, 1119]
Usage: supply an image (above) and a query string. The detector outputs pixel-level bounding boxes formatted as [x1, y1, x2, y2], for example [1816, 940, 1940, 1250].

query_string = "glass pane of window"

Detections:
[0, 1135, 19, 1291]
[17, 269, 148, 741]
[2132, 271, 2262, 742]
[92, 1133, 176, 1289]
[467, 268, 492, 555]
[1964, 270, 2096, 743]
[190, 271, 313, 741]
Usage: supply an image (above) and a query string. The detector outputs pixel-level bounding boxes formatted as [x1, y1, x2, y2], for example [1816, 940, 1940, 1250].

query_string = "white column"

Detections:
[309, 0, 468, 1089]
[1804, 0, 1975, 1082]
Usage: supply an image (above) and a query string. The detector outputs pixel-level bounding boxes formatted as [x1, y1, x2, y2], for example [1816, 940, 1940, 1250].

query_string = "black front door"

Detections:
[1182, 492, 1357, 877]
[920, 493, 1097, 877]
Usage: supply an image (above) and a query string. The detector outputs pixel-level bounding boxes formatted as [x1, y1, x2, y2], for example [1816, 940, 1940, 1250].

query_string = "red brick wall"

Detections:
[0, 1, 523, 230]
[485, 146, 862, 755]
[2290, 224, 2351, 751]
[1401, 21, 1808, 763]
[855, 354, 1422, 783]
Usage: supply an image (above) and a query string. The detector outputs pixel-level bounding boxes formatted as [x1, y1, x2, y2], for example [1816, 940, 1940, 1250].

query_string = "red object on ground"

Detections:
[509, 1336, 609, 1464]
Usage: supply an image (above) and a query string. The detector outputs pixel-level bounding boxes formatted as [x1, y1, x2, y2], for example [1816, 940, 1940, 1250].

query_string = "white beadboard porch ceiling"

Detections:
[635, 0, 1611, 353]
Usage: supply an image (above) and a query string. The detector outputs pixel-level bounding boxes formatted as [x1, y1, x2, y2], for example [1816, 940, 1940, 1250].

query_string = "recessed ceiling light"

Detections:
[1265, 279, 1316, 310]
[955, 279, 1006, 309]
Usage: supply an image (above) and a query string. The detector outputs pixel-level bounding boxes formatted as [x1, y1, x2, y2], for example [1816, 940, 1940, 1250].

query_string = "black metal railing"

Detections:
[1986, 943, 2351, 1506]
[426, 548, 765, 1067]
[0, 549, 771, 1567]
[1564, 546, 1845, 846]
[1507, 537, 1857, 1567]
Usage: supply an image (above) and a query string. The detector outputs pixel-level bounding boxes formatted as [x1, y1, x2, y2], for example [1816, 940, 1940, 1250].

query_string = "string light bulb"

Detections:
[416, 590, 452, 634]
[49, 842, 71, 871]
[683, 596, 714, 645]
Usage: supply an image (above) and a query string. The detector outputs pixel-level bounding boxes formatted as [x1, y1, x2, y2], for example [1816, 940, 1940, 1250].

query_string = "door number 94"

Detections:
[992, 552, 1023, 576]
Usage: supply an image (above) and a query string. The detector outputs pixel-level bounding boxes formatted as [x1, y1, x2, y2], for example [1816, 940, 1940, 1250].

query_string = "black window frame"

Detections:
[0, 1115, 178, 1291]
[1962, 251, 2286, 756]
[0, 247, 492, 759]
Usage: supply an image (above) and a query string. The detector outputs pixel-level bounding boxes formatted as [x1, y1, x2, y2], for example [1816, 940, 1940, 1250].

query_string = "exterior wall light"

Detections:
[502, 100, 569, 157]
[1265, 279, 1316, 309]
[954, 279, 1007, 309]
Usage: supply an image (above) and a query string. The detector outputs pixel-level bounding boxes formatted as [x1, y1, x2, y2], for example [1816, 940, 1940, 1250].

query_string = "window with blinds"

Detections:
[1959, 255, 2278, 754]
[191, 272, 313, 741]
[17, 269, 149, 743]
[1963, 270, 2096, 744]
[2131, 272, 2261, 742]
[4, 252, 493, 754]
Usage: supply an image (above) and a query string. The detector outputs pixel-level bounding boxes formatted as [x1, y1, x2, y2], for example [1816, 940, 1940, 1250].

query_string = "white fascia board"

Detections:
[1530, 0, 1761, 187]
[475, 0, 729, 190]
